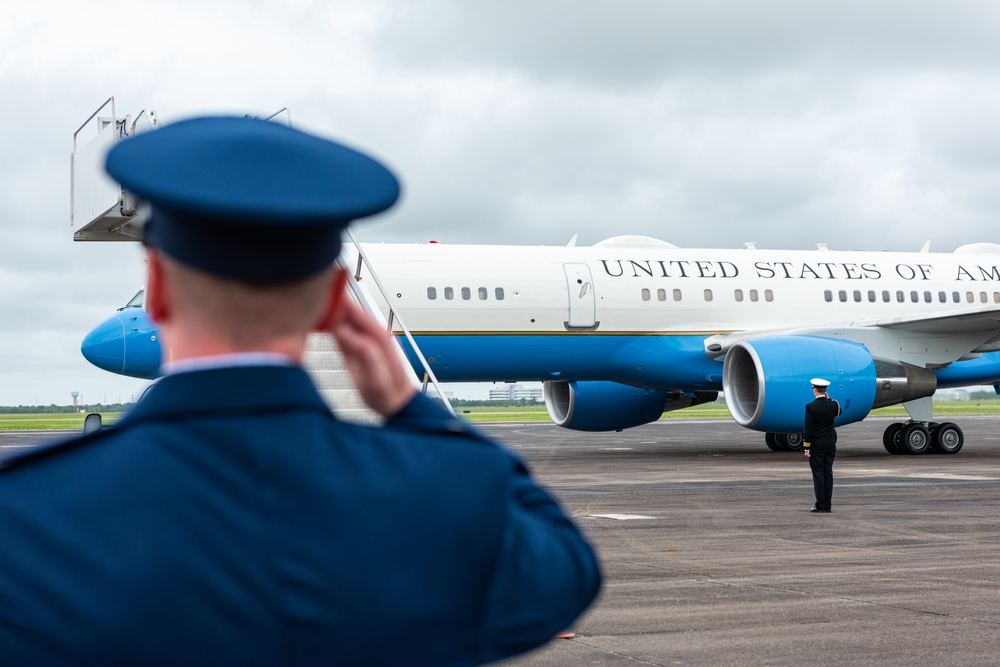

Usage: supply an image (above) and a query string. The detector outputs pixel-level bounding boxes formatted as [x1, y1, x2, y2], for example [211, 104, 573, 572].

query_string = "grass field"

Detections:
[3, 401, 999, 431]
[0, 413, 125, 431]
[454, 400, 1000, 424]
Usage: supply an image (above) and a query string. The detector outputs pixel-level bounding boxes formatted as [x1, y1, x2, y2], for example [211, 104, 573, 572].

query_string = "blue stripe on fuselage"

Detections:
[398, 333, 725, 390]
[399, 333, 1000, 393]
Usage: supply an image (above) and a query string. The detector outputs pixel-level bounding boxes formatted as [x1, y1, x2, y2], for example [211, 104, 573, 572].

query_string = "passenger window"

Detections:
[764, 290, 773, 302]
[824, 290, 833, 303]
[495, 287, 505, 301]
[995, 293, 1000, 304]
[868, 290, 876, 303]
[749, 289, 759, 302]
[953, 291, 960, 303]
[981, 292, 989, 303]
[938, 291, 946, 303]
[461, 287, 471, 300]
[673, 289, 682, 301]
[734, 289, 744, 302]
[704, 289, 713, 302]
[427, 287, 437, 300]
[967, 292, 975, 303]
[923, 291, 932, 303]
[896, 291, 905, 303]
[478, 287, 488, 300]
[910, 291, 918, 303]
[882, 290, 890, 302]
[641, 288, 651, 301]
[838, 290, 847, 302]
[853, 290, 862, 302]
[657, 289, 666, 301]
[444, 287, 454, 300]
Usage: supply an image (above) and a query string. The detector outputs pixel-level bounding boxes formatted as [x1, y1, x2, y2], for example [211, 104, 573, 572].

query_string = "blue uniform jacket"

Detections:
[0, 365, 601, 666]
[803, 396, 841, 451]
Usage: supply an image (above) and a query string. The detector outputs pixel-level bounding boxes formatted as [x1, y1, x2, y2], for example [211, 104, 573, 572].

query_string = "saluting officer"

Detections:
[804, 377, 841, 513]
[0, 117, 601, 666]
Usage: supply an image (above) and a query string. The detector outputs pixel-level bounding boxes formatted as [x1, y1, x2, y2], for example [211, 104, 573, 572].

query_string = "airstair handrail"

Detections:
[73, 97, 116, 152]
[342, 229, 457, 417]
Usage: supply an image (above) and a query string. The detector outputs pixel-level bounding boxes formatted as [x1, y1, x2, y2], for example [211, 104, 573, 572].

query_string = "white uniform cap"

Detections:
[810, 378, 831, 388]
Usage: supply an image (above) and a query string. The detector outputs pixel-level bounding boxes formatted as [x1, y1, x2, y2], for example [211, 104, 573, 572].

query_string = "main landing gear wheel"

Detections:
[781, 432, 805, 451]
[901, 423, 931, 454]
[764, 432, 782, 451]
[882, 423, 905, 455]
[764, 432, 805, 452]
[881, 421, 964, 455]
[932, 422, 964, 454]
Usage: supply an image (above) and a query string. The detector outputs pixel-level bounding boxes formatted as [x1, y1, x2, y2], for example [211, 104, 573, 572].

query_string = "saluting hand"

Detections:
[320, 269, 417, 418]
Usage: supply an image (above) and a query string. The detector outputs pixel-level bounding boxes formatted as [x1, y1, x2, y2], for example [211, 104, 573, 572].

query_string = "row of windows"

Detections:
[427, 287, 506, 301]
[824, 289, 1000, 304]
[425, 285, 1000, 306]
[641, 288, 775, 303]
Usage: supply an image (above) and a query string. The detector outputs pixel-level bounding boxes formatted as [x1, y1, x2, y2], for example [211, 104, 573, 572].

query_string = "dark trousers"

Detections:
[809, 448, 836, 511]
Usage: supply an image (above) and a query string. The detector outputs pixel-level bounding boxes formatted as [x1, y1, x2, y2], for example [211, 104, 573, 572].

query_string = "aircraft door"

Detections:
[563, 263, 599, 330]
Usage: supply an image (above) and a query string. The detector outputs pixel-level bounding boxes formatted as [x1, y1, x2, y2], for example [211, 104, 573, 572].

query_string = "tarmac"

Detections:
[5, 416, 1000, 665]
[484, 415, 1000, 667]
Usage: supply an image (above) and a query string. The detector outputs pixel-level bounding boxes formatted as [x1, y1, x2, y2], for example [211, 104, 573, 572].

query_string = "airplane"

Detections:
[81, 235, 1000, 457]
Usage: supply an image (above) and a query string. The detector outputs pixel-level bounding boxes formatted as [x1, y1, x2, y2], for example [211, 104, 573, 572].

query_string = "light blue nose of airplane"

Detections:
[81, 313, 126, 375]
[81, 310, 162, 379]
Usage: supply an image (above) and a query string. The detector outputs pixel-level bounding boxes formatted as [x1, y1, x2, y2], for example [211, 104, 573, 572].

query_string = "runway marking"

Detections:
[589, 513, 656, 520]
[603, 447, 634, 451]
[909, 472, 1000, 482]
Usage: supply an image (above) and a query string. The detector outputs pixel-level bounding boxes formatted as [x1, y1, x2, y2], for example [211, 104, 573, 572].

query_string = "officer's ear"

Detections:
[315, 267, 350, 331]
[144, 249, 172, 324]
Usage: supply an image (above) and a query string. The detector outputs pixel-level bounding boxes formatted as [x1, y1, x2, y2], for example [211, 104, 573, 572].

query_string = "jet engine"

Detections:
[722, 336, 937, 433]
[543, 380, 717, 432]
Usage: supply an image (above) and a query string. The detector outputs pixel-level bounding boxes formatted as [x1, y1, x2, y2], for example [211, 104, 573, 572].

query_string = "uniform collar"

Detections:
[124, 365, 329, 424]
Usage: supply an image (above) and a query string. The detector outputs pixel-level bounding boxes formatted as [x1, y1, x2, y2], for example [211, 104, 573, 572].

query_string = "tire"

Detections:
[901, 423, 931, 454]
[932, 422, 964, 454]
[883, 423, 906, 455]
[764, 432, 783, 451]
[782, 432, 805, 452]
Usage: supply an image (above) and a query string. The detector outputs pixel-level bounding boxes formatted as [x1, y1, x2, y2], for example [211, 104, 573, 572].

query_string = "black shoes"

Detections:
[810, 507, 832, 513]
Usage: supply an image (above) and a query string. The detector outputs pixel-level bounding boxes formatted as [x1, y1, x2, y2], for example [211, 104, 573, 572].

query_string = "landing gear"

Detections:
[764, 432, 805, 452]
[882, 423, 905, 455]
[932, 422, 964, 454]
[881, 421, 964, 455]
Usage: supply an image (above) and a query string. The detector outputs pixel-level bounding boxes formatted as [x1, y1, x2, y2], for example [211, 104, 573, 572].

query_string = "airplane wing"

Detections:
[704, 304, 1000, 369]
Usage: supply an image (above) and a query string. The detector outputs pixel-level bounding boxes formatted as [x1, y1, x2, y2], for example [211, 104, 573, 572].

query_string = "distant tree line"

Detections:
[448, 398, 542, 408]
[0, 403, 135, 414]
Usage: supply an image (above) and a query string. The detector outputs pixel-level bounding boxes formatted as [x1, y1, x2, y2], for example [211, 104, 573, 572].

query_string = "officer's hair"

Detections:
[161, 255, 332, 348]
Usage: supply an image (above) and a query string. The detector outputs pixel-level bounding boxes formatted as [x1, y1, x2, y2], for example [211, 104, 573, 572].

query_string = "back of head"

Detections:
[104, 116, 401, 351]
[105, 115, 401, 284]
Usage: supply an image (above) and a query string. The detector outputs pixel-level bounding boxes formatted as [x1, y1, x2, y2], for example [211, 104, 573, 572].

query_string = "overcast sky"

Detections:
[3, 1, 1000, 405]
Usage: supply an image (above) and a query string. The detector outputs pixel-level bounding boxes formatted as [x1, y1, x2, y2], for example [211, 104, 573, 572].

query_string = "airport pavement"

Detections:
[487, 416, 1000, 666]
[4, 417, 1000, 665]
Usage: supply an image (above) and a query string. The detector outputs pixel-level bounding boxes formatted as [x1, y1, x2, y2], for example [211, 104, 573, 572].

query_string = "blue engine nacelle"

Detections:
[722, 336, 936, 433]
[544, 381, 668, 431]
[543, 380, 718, 432]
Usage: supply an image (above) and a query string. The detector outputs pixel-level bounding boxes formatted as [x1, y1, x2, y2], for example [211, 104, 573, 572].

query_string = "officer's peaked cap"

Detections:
[810, 378, 831, 388]
[105, 116, 400, 282]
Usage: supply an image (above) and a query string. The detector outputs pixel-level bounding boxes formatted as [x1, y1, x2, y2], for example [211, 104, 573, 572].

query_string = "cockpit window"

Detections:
[125, 290, 145, 309]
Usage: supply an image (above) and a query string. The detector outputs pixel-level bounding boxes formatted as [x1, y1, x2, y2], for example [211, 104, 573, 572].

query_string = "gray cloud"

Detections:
[3, 1, 1000, 403]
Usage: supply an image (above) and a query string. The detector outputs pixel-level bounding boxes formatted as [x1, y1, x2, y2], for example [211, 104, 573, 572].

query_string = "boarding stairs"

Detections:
[71, 98, 455, 424]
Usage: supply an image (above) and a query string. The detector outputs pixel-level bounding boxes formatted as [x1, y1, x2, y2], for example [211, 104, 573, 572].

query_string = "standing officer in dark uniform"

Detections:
[0, 117, 601, 665]
[804, 377, 841, 513]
